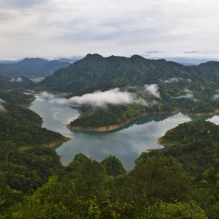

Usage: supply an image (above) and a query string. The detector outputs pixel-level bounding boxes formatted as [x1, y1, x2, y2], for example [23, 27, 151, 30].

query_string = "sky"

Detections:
[0, 0, 219, 61]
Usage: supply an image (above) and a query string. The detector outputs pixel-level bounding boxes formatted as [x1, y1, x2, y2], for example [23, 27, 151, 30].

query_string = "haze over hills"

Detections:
[0, 57, 76, 78]
[0, 75, 35, 89]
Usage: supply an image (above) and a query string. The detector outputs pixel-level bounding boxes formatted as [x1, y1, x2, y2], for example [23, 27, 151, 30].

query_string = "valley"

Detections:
[1, 54, 219, 218]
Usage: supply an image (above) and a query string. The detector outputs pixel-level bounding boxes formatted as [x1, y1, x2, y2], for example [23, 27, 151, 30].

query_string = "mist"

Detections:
[172, 89, 193, 99]
[10, 77, 23, 82]
[164, 78, 181, 83]
[50, 88, 148, 107]
[163, 78, 192, 83]
[0, 99, 7, 112]
[144, 84, 160, 98]
[35, 91, 56, 102]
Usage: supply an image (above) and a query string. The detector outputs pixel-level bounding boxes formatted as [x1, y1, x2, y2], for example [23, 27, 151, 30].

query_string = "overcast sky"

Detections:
[0, 0, 219, 60]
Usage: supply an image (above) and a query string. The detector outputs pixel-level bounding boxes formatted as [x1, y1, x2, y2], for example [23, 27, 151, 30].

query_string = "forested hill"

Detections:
[0, 75, 35, 89]
[0, 89, 35, 105]
[0, 103, 70, 147]
[0, 58, 71, 78]
[158, 120, 219, 146]
[35, 54, 219, 95]
[146, 120, 219, 217]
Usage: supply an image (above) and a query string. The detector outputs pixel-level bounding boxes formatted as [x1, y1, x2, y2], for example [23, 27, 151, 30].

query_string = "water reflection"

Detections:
[29, 92, 219, 170]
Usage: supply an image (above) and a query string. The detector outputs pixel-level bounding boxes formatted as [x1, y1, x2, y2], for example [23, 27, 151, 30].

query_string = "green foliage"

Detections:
[101, 155, 126, 176]
[70, 104, 146, 128]
[36, 54, 219, 113]
[5, 154, 207, 219]
[163, 120, 219, 144]
[127, 156, 191, 203]
[0, 142, 63, 195]
[0, 75, 35, 89]
[0, 104, 69, 146]
[0, 89, 35, 105]
[64, 154, 106, 199]
[146, 200, 208, 219]
[37, 54, 202, 94]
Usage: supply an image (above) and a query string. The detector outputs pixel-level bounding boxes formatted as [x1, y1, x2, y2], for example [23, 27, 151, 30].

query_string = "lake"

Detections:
[28, 92, 219, 170]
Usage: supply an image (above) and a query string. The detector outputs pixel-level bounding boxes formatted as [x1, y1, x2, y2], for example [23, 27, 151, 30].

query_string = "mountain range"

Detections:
[0, 57, 79, 78]
[36, 54, 219, 97]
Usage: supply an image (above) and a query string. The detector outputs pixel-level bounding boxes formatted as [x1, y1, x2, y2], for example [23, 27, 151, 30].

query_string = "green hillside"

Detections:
[36, 54, 219, 129]
[0, 89, 35, 105]
[37, 54, 202, 94]
[0, 103, 70, 147]
[0, 75, 35, 89]
[2, 116, 219, 218]
[146, 120, 219, 217]
[36, 54, 219, 98]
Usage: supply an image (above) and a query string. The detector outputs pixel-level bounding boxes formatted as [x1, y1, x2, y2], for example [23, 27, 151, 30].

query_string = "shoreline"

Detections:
[17, 97, 36, 107]
[42, 137, 71, 148]
[66, 112, 148, 132]
[186, 109, 219, 116]
[66, 110, 178, 132]
[23, 89, 73, 96]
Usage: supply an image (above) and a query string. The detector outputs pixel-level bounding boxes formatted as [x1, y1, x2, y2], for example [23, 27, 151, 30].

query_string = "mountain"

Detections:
[0, 58, 72, 78]
[0, 75, 35, 89]
[58, 57, 82, 63]
[37, 54, 219, 95]
[37, 53, 203, 94]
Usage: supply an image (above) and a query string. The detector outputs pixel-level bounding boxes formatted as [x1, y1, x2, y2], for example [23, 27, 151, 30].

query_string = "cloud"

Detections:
[1, 0, 219, 59]
[0, 0, 45, 8]
[0, 99, 7, 112]
[174, 94, 193, 99]
[10, 77, 23, 82]
[145, 51, 163, 54]
[163, 78, 192, 83]
[17, 77, 23, 82]
[213, 94, 219, 99]
[186, 79, 192, 83]
[35, 91, 56, 101]
[144, 84, 160, 98]
[184, 51, 209, 54]
[172, 89, 193, 99]
[50, 88, 147, 107]
[184, 51, 200, 54]
[164, 78, 181, 83]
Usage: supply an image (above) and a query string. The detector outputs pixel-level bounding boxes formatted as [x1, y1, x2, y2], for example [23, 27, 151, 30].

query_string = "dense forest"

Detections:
[0, 89, 35, 105]
[68, 101, 176, 129]
[1, 55, 219, 217]
[0, 103, 70, 147]
[36, 54, 219, 98]
[0, 75, 35, 90]
[69, 104, 147, 129]
[1, 117, 219, 218]
[0, 87, 72, 216]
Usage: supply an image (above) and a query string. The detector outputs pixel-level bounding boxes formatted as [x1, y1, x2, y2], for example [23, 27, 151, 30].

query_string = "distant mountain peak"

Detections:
[85, 53, 103, 59]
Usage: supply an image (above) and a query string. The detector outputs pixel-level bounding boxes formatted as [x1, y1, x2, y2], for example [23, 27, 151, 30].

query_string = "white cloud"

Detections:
[0, 0, 219, 59]
[0, 99, 7, 112]
[50, 88, 147, 107]
[145, 84, 160, 98]
[213, 94, 219, 99]
[164, 78, 181, 83]
[17, 77, 23, 82]
[172, 89, 193, 99]
[186, 79, 192, 83]
[10, 77, 23, 82]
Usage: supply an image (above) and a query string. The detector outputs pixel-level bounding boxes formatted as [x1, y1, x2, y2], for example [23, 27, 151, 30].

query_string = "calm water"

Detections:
[28, 92, 219, 170]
